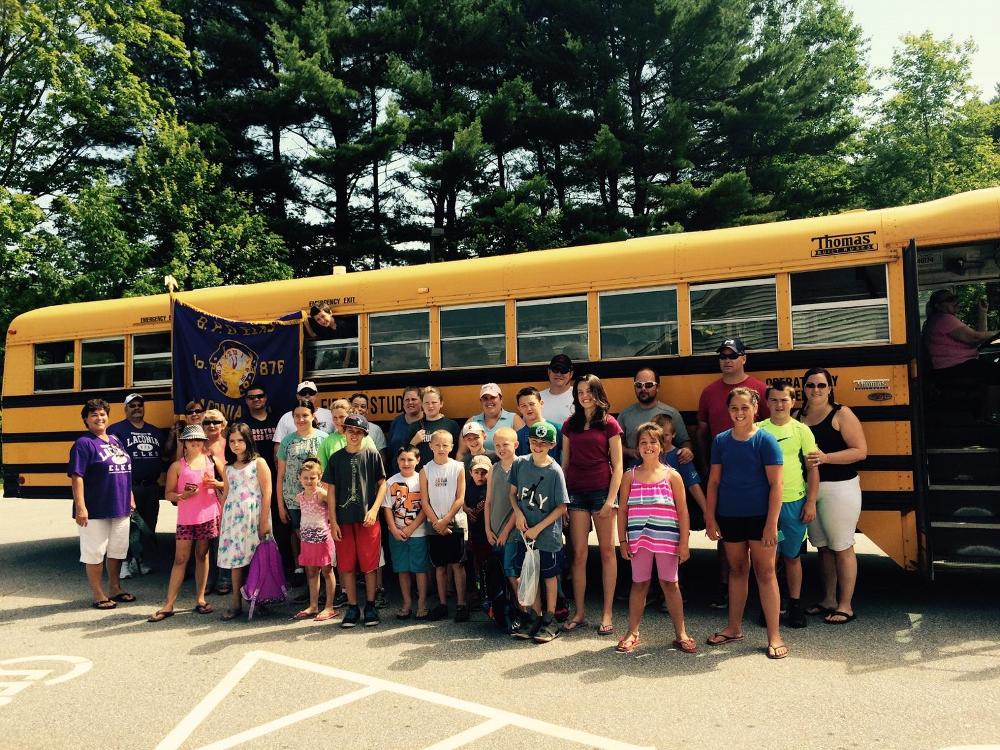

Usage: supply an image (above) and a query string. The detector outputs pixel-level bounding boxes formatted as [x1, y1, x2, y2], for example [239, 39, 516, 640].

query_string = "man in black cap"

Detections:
[540, 354, 575, 426]
[696, 336, 769, 608]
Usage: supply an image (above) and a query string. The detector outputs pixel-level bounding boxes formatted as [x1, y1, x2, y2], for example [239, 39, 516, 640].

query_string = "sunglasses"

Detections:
[203, 419, 223, 426]
[186, 409, 204, 415]
[298, 390, 317, 397]
[246, 393, 266, 400]
[718, 353, 741, 361]
[633, 381, 656, 389]
[549, 366, 571, 374]
[805, 383, 829, 390]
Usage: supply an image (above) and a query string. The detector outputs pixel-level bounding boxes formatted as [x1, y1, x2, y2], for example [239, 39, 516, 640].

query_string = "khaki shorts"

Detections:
[79, 516, 130, 564]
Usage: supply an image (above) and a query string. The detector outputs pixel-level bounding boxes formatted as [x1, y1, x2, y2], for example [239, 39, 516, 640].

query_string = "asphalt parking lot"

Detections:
[2, 497, 1000, 750]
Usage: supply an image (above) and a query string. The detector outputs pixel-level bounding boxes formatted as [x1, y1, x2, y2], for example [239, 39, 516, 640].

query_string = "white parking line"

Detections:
[158, 650, 655, 750]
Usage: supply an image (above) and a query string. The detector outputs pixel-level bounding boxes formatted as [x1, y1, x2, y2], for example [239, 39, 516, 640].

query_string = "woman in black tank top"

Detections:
[796, 367, 867, 625]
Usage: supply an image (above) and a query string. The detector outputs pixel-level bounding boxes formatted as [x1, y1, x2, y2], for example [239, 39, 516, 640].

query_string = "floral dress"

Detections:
[218, 461, 263, 569]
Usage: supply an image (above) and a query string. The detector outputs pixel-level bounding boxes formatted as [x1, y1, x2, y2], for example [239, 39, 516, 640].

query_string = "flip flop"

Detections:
[215, 585, 232, 595]
[767, 643, 790, 659]
[616, 633, 640, 653]
[805, 603, 834, 616]
[147, 610, 174, 622]
[824, 610, 856, 625]
[414, 610, 431, 620]
[111, 592, 136, 603]
[292, 609, 318, 620]
[561, 619, 587, 632]
[92, 599, 117, 610]
[194, 603, 214, 615]
[597, 623, 615, 636]
[221, 609, 242, 621]
[672, 637, 698, 654]
[395, 609, 413, 620]
[313, 610, 338, 622]
[706, 631, 744, 646]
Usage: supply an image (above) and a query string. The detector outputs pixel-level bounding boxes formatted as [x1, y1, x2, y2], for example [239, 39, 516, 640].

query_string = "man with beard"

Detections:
[617, 367, 693, 469]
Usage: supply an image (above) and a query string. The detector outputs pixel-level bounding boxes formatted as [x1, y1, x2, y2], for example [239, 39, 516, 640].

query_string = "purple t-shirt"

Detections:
[562, 415, 624, 493]
[108, 420, 165, 484]
[67, 433, 132, 519]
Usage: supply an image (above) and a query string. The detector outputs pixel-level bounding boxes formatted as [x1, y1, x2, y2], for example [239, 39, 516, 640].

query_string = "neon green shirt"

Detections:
[756, 418, 816, 503]
[317, 431, 378, 472]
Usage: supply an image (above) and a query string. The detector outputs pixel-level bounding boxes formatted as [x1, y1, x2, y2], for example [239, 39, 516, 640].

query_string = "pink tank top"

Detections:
[176, 456, 221, 525]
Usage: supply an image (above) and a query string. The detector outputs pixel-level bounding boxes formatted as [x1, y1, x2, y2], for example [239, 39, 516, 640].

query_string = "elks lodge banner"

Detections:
[172, 299, 302, 422]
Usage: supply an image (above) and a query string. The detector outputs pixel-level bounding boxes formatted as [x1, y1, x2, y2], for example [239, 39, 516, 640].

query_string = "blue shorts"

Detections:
[388, 534, 431, 573]
[287, 508, 301, 531]
[777, 498, 808, 559]
[494, 539, 520, 578]
[568, 489, 609, 514]
[512, 544, 565, 580]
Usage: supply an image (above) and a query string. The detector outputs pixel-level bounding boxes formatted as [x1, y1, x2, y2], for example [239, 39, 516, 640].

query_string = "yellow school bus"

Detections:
[5, 187, 1000, 577]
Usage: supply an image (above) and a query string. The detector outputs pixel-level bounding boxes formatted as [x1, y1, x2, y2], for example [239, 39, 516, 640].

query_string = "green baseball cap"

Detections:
[529, 421, 557, 444]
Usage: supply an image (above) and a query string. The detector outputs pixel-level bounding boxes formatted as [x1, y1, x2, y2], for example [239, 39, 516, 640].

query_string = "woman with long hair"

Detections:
[797, 367, 867, 625]
[561, 374, 624, 635]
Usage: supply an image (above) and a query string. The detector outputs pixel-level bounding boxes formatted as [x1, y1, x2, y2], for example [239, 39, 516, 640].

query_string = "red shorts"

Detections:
[335, 523, 381, 574]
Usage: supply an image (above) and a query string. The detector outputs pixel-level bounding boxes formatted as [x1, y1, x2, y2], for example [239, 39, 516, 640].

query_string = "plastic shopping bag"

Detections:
[517, 539, 540, 608]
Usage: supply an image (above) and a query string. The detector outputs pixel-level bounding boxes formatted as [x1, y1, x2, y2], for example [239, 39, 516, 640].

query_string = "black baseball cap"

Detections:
[343, 414, 370, 434]
[717, 337, 747, 356]
[548, 354, 574, 372]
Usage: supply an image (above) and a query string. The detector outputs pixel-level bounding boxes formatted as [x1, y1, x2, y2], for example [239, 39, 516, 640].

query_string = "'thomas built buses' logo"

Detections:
[811, 230, 878, 257]
[209, 340, 259, 399]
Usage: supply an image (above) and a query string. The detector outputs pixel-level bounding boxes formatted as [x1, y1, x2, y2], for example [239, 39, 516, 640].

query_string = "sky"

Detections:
[841, 0, 1000, 97]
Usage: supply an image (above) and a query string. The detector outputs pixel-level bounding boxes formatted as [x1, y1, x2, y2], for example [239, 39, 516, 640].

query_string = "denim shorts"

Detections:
[512, 545, 565, 579]
[568, 489, 610, 514]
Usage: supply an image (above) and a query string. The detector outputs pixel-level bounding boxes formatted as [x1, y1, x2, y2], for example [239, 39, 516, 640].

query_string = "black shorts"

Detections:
[428, 532, 466, 567]
[717, 514, 767, 544]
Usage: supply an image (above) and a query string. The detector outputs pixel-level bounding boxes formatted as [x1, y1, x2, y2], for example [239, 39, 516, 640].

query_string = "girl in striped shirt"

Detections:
[615, 422, 694, 654]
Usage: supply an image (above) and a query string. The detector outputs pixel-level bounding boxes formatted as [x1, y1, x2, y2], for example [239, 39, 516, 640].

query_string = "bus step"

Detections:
[933, 556, 1000, 571]
[929, 524, 1000, 561]
[927, 485, 1000, 522]
[926, 447, 1000, 485]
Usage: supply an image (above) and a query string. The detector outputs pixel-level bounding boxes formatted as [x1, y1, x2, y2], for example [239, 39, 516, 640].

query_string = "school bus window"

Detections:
[132, 332, 172, 385]
[599, 287, 678, 359]
[516, 296, 588, 365]
[34, 340, 74, 392]
[369, 310, 429, 372]
[81, 337, 125, 390]
[791, 265, 889, 347]
[304, 315, 360, 375]
[441, 303, 506, 368]
[690, 278, 777, 354]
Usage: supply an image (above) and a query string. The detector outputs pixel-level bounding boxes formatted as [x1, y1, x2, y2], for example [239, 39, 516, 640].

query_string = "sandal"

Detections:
[147, 610, 174, 623]
[110, 592, 136, 603]
[92, 599, 117, 610]
[292, 609, 319, 620]
[766, 643, 789, 659]
[395, 609, 413, 620]
[561, 618, 587, 632]
[824, 610, 856, 625]
[215, 585, 232, 596]
[616, 633, 640, 653]
[597, 623, 615, 636]
[194, 603, 214, 615]
[313, 610, 338, 622]
[672, 637, 698, 654]
[706, 631, 744, 646]
[414, 609, 431, 620]
[805, 603, 834, 616]
[221, 609, 241, 621]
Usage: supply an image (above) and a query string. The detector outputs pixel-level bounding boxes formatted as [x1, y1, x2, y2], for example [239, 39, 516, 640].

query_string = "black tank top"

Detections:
[808, 405, 858, 482]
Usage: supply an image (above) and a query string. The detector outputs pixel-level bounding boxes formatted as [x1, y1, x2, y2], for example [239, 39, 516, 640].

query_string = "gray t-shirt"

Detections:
[508, 456, 568, 552]
[617, 401, 690, 449]
[488, 461, 514, 537]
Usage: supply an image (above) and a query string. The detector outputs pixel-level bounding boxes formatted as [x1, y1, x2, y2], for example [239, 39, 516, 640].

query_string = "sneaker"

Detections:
[512, 613, 536, 640]
[454, 604, 470, 623]
[533, 615, 560, 644]
[120, 559, 137, 579]
[363, 603, 380, 627]
[374, 588, 388, 609]
[333, 589, 349, 607]
[340, 604, 361, 628]
[294, 567, 304, 575]
[786, 600, 807, 629]
[427, 603, 448, 621]
[139, 562, 153, 576]
[709, 584, 728, 609]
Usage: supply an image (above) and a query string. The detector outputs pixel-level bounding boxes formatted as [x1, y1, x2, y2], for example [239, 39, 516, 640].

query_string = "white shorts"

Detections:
[79, 516, 130, 565]
[807, 476, 862, 552]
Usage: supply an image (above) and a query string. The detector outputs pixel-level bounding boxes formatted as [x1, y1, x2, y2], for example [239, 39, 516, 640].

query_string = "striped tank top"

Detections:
[625, 469, 680, 556]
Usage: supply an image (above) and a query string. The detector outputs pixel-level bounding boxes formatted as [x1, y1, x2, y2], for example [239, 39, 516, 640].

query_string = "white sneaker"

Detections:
[120, 560, 135, 579]
[139, 562, 152, 576]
